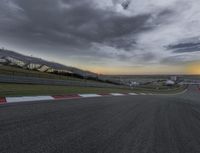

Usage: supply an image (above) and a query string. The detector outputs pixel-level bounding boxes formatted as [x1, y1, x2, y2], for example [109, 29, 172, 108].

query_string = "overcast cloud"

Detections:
[0, 0, 200, 72]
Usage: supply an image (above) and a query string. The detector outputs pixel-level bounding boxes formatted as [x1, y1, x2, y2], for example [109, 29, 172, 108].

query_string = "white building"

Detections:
[0, 59, 7, 64]
[170, 76, 177, 81]
[5, 57, 26, 67]
[130, 81, 140, 87]
[165, 80, 175, 86]
[38, 65, 51, 72]
[26, 63, 41, 70]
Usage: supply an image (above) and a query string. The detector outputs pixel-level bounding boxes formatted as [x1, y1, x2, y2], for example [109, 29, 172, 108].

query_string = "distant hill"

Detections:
[0, 48, 97, 78]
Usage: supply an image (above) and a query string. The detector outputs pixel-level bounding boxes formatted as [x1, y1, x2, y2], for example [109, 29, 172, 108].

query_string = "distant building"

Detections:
[165, 80, 175, 86]
[48, 69, 73, 74]
[0, 59, 7, 64]
[26, 63, 41, 70]
[130, 81, 140, 87]
[170, 76, 177, 81]
[38, 65, 51, 72]
[5, 56, 26, 67]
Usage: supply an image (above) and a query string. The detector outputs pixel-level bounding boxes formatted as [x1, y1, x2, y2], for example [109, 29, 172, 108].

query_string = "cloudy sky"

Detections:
[0, 0, 200, 74]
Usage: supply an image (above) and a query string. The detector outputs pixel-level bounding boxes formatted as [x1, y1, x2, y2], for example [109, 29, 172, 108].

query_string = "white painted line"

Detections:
[6, 96, 54, 103]
[110, 93, 125, 96]
[140, 93, 146, 95]
[78, 94, 102, 98]
[128, 93, 138, 95]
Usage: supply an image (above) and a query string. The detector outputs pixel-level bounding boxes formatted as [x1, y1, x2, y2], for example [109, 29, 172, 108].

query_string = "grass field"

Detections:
[0, 83, 134, 96]
[132, 86, 186, 94]
[0, 65, 87, 81]
[0, 83, 186, 97]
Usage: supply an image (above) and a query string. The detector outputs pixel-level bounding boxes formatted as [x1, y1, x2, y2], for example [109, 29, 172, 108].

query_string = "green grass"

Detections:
[0, 83, 186, 97]
[0, 83, 134, 97]
[0, 65, 86, 81]
[132, 86, 186, 94]
[132, 82, 187, 94]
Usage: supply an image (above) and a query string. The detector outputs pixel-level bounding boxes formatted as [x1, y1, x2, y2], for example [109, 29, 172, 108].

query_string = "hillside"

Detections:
[0, 49, 122, 85]
[0, 48, 97, 78]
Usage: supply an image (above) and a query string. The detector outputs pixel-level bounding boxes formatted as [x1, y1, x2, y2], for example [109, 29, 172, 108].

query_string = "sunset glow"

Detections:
[1, 0, 200, 75]
[186, 62, 200, 75]
[77, 65, 185, 75]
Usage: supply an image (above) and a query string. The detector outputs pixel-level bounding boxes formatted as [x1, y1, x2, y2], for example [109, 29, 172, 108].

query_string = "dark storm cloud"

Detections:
[138, 52, 156, 61]
[167, 42, 200, 53]
[160, 53, 200, 66]
[160, 55, 186, 65]
[121, 0, 131, 10]
[2, 0, 199, 71]
[107, 38, 137, 51]
[117, 52, 157, 64]
[0, 0, 152, 54]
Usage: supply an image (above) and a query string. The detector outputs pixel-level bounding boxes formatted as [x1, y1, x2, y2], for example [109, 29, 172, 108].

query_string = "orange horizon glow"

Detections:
[186, 61, 200, 75]
[59, 58, 200, 75]
[74, 64, 187, 75]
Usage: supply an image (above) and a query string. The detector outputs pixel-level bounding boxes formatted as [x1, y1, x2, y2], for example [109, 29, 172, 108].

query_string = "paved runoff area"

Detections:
[0, 85, 200, 153]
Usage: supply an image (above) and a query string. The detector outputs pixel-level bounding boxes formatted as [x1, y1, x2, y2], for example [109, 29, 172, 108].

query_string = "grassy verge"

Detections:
[0, 83, 186, 97]
[132, 86, 187, 94]
[0, 83, 134, 97]
[0, 65, 87, 81]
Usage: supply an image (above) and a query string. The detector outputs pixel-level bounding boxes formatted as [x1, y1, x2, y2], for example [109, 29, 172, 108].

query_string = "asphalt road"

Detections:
[0, 86, 200, 153]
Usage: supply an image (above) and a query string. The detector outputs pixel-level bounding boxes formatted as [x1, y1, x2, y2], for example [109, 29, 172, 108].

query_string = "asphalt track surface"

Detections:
[0, 86, 200, 153]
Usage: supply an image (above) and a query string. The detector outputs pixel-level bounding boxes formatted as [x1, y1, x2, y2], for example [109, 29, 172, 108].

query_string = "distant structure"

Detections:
[165, 80, 175, 86]
[130, 81, 140, 87]
[0, 48, 101, 80]
[121, 0, 131, 10]
[170, 76, 177, 82]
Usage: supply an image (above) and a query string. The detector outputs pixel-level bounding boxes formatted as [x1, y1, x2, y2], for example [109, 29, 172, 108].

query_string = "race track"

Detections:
[0, 85, 200, 153]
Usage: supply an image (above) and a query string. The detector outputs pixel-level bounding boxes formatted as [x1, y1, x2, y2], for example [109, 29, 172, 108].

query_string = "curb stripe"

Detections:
[110, 93, 125, 96]
[128, 93, 138, 95]
[0, 90, 187, 105]
[6, 96, 54, 103]
[98, 93, 111, 96]
[79, 94, 102, 98]
[53, 94, 81, 100]
[0, 98, 7, 104]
